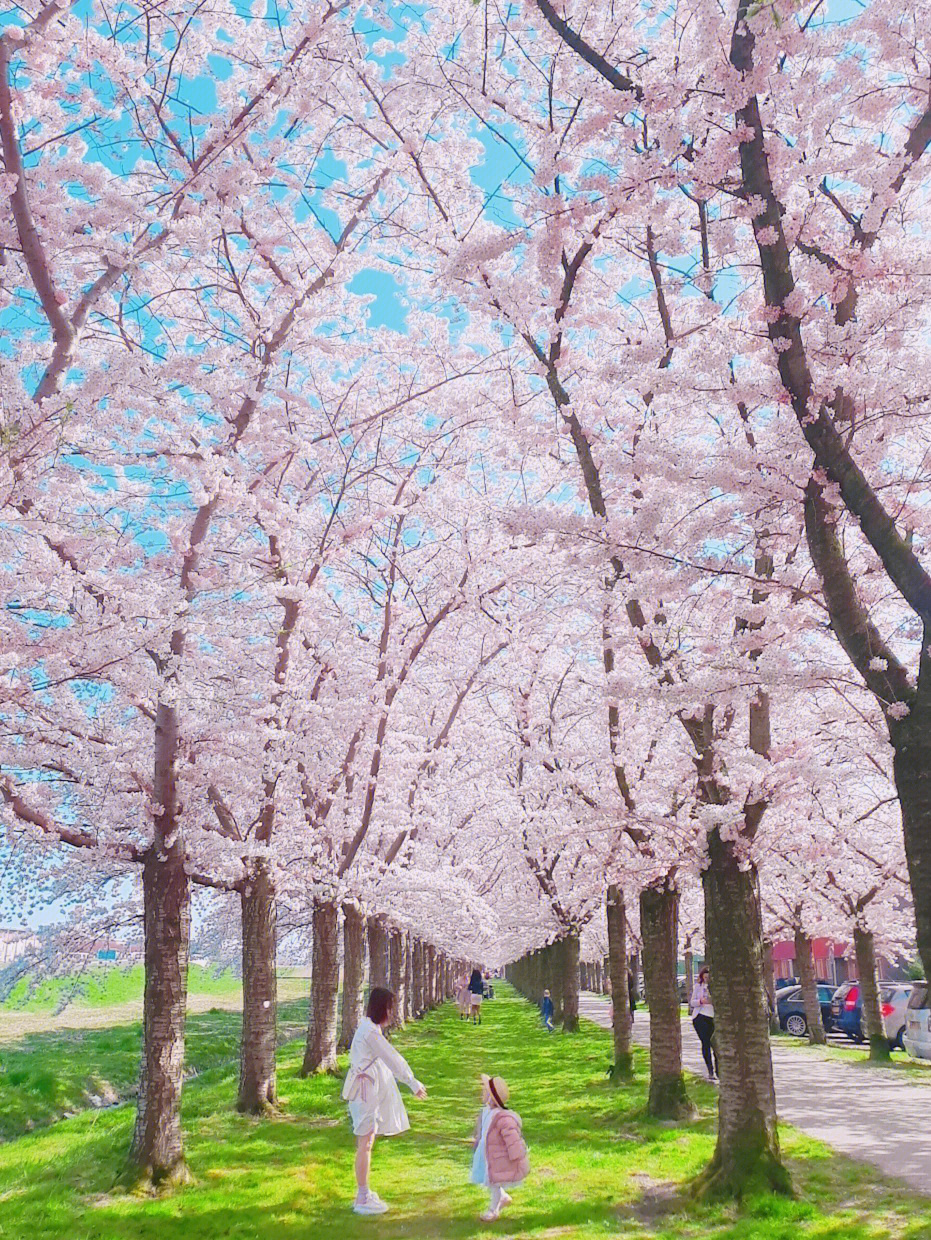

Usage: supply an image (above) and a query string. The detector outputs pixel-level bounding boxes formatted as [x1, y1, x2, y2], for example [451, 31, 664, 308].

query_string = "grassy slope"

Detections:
[1, 965, 243, 1014]
[0, 1001, 307, 1141]
[1, 986, 930, 1240]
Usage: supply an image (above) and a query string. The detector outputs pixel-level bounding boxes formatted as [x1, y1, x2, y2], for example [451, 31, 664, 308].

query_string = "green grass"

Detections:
[1, 986, 930, 1240]
[0, 1001, 307, 1141]
[772, 1032, 931, 1080]
[1, 965, 243, 1014]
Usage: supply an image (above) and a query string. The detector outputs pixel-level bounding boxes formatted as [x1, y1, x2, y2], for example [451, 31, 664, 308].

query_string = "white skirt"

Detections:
[348, 1064, 411, 1137]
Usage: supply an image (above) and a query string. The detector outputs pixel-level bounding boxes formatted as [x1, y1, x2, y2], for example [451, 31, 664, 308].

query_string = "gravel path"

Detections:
[580, 991, 931, 1195]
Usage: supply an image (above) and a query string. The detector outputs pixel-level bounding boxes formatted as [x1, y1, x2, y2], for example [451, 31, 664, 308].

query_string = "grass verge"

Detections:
[0, 1000, 307, 1141]
[772, 1032, 931, 1080]
[1, 965, 244, 1014]
[1, 985, 930, 1239]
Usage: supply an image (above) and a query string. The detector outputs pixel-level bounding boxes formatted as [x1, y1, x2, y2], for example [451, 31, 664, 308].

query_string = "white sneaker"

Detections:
[481, 1191, 512, 1221]
[354, 1192, 389, 1215]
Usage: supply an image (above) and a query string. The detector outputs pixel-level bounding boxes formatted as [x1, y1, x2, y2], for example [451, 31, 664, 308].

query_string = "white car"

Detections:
[880, 983, 914, 1050]
[903, 981, 931, 1061]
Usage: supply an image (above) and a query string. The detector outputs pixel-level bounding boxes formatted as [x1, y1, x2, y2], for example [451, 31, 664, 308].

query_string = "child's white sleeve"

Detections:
[371, 1025, 420, 1090]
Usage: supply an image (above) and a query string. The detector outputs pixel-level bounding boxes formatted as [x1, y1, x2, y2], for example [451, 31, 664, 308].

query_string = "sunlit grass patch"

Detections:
[0, 986, 928, 1239]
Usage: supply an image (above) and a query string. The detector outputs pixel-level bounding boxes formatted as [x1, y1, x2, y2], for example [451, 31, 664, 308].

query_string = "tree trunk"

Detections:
[890, 718, 931, 985]
[853, 923, 890, 1062]
[424, 945, 435, 1009]
[367, 916, 388, 989]
[412, 938, 424, 1015]
[238, 860, 278, 1112]
[389, 929, 405, 1027]
[684, 949, 694, 1000]
[640, 882, 693, 1120]
[550, 941, 565, 1024]
[762, 939, 779, 1033]
[695, 832, 789, 1198]
[125, 840, 191, 1187]
[403, 933, 413, 1022]
[338, 901, 366, 1052]
[606, 885, 633, 1078]
[435, 952, 445, 1004]
[794, 928, 826, 1045]
[302, 900, 340, 1075]
[562, 930, 580, 1031]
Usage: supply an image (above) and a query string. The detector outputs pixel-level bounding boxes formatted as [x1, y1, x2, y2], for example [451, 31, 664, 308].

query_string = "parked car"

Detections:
[904, 981, 931, 1061]
[832, 980, 913, 1048]
[831, 981, 861, 1040]
[776, 984, 835, 1037]
[879, 983, 913, 1050]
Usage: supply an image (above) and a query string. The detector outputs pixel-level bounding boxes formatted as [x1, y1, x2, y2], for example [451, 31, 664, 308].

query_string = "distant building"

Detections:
[0, 927, 41, 967]
[771, 937, 898, 985]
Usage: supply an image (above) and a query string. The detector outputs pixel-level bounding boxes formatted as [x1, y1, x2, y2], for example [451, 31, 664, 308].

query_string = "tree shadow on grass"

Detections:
[2, 991, 931, 1240]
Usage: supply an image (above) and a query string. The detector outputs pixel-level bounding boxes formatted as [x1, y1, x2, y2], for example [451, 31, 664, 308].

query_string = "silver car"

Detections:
[880, 983, 914, 1050]
[904, 981, 931, 1061]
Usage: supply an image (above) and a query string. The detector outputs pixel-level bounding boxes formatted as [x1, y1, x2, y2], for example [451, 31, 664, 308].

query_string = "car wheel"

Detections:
[785, 1013, 808, 1037]
[894, 1026, 906, 1051]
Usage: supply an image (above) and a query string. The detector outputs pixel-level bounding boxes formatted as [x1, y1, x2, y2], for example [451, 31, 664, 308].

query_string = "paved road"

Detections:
[580, 992, 931, 1195]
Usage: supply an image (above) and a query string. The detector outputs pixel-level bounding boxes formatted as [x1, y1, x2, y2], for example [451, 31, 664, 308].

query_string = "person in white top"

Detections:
[688, 966, 719, 1081]
[342, 986, 427, 1215]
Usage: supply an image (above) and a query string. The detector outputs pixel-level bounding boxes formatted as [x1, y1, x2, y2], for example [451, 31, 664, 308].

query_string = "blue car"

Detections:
[831, 981, 863, 1040]
[776, 984, 836, 1037]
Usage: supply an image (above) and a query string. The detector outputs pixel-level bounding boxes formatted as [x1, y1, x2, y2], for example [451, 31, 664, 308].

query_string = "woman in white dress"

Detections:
[342, 987, 427, 1215]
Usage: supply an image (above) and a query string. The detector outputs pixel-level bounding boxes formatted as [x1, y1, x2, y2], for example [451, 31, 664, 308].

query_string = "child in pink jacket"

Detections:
[470, 1074, 530, 1222]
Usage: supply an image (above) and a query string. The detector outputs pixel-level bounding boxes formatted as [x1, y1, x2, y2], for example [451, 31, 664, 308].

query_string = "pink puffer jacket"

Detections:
[477, 1108, 530, 1186]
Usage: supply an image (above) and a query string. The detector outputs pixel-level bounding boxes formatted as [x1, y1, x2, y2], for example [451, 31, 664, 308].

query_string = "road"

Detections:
[580, 992, 931, 1195]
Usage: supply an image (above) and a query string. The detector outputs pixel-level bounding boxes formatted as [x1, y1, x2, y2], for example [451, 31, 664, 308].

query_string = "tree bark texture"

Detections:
[125, 840, 191, 1186]
[762, 939, 779, 1033]
[640, 882, 693, 1120]
[412, 938, 424, 1015]
[367, 917, 388, 989]
[238, 860, 278, 1112]
[424, 946, 435, 1008]
[854, 923, 890, 1062]
[403, 933, 413, 1022]
[794, 928, 826, 1045]
[606, 885, 633, 1078]
[890, 718, 931, 984]
[562, 930, 580, 1032]
[302, 899, 340, 1075]
[697, 833, 789, 1197]
[389, 928, 405, 1027]
[338, 901, 366, 1052]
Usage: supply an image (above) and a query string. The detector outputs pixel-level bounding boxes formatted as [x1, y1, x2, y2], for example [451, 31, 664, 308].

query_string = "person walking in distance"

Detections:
[627, 969, 637, 1028]
[456, 974, 472, 1021]
[468, 967, 485, 1025]
[342, 988, 427, 1215]
[539, 988, 555, 1032]
[689, 966, 718, 1082]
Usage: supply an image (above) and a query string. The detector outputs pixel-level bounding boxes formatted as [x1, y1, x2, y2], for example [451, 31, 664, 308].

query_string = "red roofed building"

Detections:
[771, 938, 896, 986]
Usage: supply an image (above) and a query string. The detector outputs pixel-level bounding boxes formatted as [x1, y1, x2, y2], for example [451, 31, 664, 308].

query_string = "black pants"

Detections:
[692, 1014, 718, 1077]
